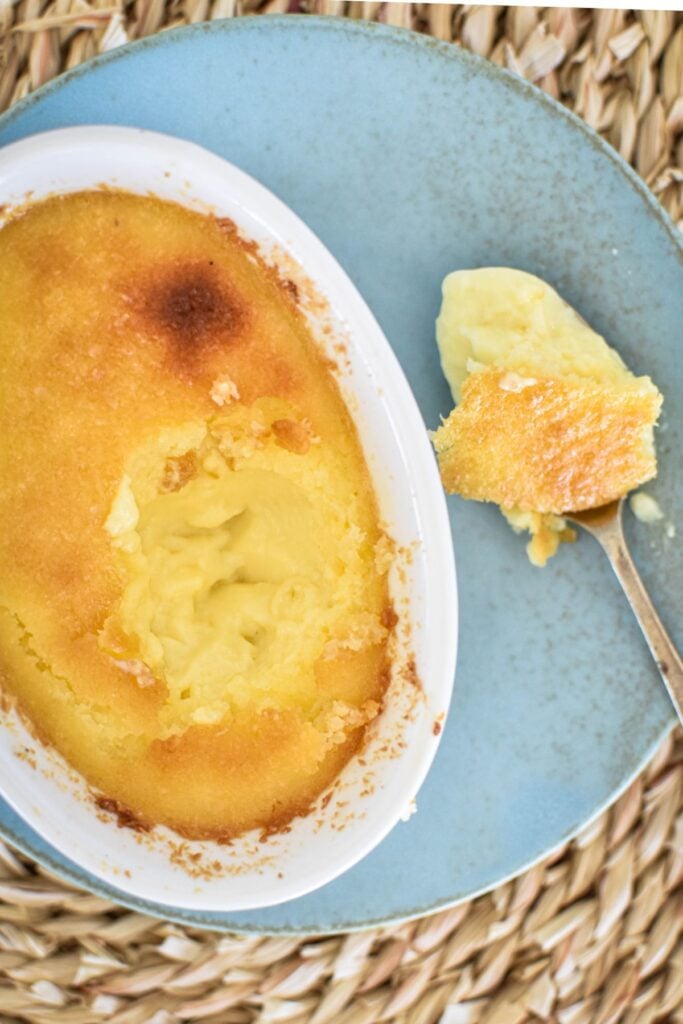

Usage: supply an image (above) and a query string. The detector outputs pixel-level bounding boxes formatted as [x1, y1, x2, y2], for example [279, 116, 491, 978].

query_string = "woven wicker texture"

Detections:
[0, 4, 682, 1022]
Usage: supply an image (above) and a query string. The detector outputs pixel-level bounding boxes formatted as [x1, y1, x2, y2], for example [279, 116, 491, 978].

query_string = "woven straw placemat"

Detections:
[0, 5, 682, 1023]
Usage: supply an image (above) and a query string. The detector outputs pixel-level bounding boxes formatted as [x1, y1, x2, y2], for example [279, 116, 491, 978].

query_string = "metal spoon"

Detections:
[565, 499, 683, 726]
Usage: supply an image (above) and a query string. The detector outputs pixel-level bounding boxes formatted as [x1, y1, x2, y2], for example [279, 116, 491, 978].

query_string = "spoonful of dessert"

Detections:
[431, 267, 683, 724]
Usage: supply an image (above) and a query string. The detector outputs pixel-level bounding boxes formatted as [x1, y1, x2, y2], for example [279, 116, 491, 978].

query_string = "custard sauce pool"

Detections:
[0, 191, 392, 839]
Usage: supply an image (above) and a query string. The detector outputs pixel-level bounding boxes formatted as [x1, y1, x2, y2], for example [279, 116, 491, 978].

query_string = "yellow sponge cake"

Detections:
[0, 191, 392, 839]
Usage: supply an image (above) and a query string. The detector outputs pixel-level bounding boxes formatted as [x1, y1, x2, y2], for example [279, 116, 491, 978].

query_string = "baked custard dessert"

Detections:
[0, 191, 393, 839]
[432, 268, 662, 565]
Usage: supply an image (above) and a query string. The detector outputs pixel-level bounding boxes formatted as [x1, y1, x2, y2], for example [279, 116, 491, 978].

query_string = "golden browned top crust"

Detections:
[433, 367, 662, 514]
[131, 260, 248, 363]
[0, 190, 391, 841]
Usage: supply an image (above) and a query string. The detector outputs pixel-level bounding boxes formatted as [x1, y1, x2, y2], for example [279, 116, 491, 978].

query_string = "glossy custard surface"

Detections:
[0, 191, 391, 838]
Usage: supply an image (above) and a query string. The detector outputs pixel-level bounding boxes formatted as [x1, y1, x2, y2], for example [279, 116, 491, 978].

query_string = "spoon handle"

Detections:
[599, 522, 683, 726]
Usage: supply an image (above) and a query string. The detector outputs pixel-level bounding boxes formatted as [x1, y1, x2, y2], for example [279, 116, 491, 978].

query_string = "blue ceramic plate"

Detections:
[0, 17, 680, 934]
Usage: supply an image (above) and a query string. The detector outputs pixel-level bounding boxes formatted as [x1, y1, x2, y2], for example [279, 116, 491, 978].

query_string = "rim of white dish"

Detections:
[0, 125, 458, 910]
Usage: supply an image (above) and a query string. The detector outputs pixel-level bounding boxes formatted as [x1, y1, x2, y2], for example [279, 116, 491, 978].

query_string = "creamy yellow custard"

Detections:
[0, 191, 392, 839]
[432, 268, 662, 565]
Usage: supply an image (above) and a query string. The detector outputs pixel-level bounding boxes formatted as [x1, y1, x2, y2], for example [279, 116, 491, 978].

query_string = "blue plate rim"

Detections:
[0, 14, 679, 934]
[2, 722, 675, 934]
[1, 15, 681, 265]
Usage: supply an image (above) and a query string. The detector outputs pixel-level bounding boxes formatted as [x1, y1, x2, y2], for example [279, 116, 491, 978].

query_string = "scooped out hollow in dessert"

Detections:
[0, 190, 393, 839]
[432, 268, 662, 566]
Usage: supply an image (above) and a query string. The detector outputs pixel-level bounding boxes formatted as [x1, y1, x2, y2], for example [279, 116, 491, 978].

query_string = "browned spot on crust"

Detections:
[155, 265, 235, 342]
[259, 822, 293, 844]
[282, 278, 299, 304]
[381, 603, 399, 631]
[214, 216, 259, 257]
[130, 261, 247, 368]
[272, 418, 311, 454]
[432, 712, 445, 738]
[95, 795, 151, 833]
[160, 450, 198, 493]
[403, 657, 422, 691]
